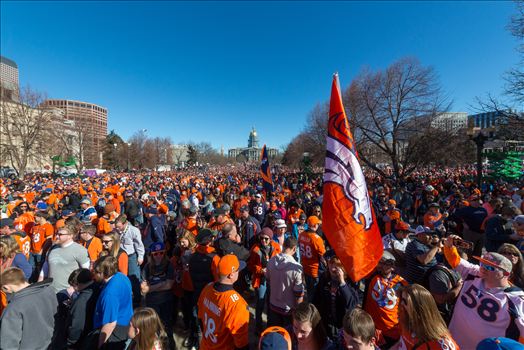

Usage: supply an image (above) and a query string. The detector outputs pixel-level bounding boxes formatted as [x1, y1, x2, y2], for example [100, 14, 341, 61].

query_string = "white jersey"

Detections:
[449, 258, 524, 348]
[382, 233, 409, 252]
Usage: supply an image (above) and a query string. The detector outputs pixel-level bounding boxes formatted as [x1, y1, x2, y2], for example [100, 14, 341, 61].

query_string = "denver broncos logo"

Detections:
[324, 112, 374, 230]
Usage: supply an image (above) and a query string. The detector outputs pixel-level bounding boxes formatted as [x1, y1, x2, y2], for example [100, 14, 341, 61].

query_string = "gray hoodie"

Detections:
[265, 252, 304, 314]
[0, 279, 58, 350]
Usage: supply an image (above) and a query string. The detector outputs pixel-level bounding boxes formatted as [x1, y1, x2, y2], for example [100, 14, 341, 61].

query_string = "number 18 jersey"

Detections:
[197, 282, 249, 350]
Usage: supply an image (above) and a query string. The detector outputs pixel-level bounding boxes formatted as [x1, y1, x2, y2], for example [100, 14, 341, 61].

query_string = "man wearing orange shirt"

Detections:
[29, 211, 54, 278]
[363, 251, 408, 347]
[197, 254, 249, 350]
[423, 202, 444, 231]
[298, 216, 326, 302]
[79, 224, 103, 266]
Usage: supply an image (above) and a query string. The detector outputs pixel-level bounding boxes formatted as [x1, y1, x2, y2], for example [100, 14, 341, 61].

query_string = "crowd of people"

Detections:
[0, 166, 524, 350]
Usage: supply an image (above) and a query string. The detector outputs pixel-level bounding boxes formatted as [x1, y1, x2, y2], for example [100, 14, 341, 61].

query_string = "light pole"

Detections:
[468, 127, 495, 188]
[113, 143, 117, 170]
[126, 142, 131, 171]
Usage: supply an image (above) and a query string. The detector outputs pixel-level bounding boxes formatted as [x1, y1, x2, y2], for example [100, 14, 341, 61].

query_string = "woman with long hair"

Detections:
[249, 228, 281, 334]
[170, 230, 196, 334]
[397, 284, 458, 349]
[498, 243, 524, 289]
[98, 232, 128, 275]
[127, 307, 167, 350]
[290, 302, 336, 350]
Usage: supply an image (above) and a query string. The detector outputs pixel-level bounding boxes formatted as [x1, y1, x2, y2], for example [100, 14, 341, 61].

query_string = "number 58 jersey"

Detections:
[449, 275, 524, 349]
[197, 282, 250, 350]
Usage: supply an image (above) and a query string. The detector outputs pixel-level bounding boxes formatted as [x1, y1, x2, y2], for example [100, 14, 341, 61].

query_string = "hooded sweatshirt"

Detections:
[265, 252, 304, 314]
[0, 279, 58, 350]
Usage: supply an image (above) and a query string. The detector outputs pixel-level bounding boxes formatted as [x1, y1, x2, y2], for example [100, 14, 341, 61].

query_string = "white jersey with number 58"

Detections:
[449, 259, 524, 348]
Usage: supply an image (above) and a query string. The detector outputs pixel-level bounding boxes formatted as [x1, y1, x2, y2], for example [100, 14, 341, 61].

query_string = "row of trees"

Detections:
[283, 1, 524, 180]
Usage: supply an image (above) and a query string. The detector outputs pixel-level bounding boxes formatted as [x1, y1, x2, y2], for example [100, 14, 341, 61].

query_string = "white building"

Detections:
[172, 144, 189, 165]
[0, 56, 20, 101]
[431, 112, 468, 132]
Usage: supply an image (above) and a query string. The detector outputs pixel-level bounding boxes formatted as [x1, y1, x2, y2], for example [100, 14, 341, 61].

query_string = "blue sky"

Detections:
[1, 1, 520, 151]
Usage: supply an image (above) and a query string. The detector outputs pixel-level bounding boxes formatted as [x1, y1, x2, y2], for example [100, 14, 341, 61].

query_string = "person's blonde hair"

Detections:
[99, 232, 122, 258]
[399, 284, 451, 342]
[0, 235, 20, 260]
[179, 230, 196, 250]
[130, 307, 167, 350]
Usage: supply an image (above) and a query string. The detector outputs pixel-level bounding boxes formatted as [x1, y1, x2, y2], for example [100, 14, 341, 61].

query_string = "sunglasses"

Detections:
[260, 237, 271, 241]
[102, 240, 113, 244]
[152, 251, 165, 256]
[56, 232, 72, 237]
[480, 263, 502, 272]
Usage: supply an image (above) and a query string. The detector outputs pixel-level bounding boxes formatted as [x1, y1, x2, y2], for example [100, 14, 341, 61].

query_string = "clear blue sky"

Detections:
[1, 1, 520, 151]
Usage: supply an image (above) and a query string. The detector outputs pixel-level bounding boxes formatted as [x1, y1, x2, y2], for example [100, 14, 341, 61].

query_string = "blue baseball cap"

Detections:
[477, 338, 523, 350]
[150, 242, 165, 252]
[259, 327, 291, 350]
[36, 201, 48, 211]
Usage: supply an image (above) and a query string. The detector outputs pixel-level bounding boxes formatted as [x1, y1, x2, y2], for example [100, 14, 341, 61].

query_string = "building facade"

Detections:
[228, 127, 278, 161]
[0, 56, 20, 102]
[431, 112, 468, 132]
[43, 99, 108, 167]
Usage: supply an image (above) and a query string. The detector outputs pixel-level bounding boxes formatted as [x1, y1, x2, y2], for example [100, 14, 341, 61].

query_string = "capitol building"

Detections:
[228, 127, 279, 161]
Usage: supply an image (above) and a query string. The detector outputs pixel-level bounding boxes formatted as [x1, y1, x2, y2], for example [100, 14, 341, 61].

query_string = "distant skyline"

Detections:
[1, 1, 520, 150]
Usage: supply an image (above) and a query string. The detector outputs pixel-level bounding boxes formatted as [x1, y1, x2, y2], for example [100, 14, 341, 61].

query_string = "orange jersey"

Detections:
[182, 217, 199, 236]
[83, 236, 103, 262]
[11, 232, 31, 260]
[29, 222, 54, 254]
[197, 283, 249, 350]
[298, 230, 326, 277]
[97, 217, 113, 235]
[14, 212, 35, 235]
[363, 274, 407, 339]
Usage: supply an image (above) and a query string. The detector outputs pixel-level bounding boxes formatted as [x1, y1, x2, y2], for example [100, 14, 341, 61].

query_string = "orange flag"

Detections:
[322, 73, 383, 282]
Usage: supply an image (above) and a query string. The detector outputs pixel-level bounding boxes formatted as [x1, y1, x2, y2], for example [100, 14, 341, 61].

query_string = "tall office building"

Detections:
[0, 55, 20, 101]
[43, 99, 108, 167]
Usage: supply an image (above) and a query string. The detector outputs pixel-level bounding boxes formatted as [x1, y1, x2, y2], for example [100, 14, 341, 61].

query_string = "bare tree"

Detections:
[505, 0, 524, 103]
[0, 86, 54, 176]
[344, 57, 450, 180]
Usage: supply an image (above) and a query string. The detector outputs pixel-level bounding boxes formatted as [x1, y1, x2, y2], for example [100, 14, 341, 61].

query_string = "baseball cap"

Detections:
[514, 215, 524, 225]
[61, 209, 74, 217]
[36, 201, 48, 211]
[429, 202, 440, 208]
[240, 205, 249, 212]
[395, 221, 414, 232]
[217, 254, 246, 276]
[474, 253, 512, 275]
[0, 218, 14, 228]
[307, 216, 321, 226]
[255, 193, 262, 198]
[388, 199, 397, 206]
[259, 326, 292, 350]
[150, 242, 165, 252]
[299, 213, 307, 220]
[415, 225, 432, 235]
[425, 185, 435, 191]
[196, 228, 217, 245]
[275, 219, 287, 229]
[222, 204, 231, 212]
[80, 198, 91, 205]
[476, 337, 523, 350]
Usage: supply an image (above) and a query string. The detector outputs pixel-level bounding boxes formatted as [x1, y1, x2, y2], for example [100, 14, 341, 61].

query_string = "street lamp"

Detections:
[126, 142, 131, 171]
[112, 143, 118, 170]
[467, 127, 495, 188]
